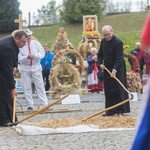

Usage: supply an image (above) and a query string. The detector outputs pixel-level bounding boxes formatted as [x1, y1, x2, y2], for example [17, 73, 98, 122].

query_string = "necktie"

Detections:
[28, 42, 32, 66]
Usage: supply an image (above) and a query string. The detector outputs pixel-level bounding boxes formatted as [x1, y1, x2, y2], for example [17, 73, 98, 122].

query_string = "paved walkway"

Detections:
[0, 92, 144, 150]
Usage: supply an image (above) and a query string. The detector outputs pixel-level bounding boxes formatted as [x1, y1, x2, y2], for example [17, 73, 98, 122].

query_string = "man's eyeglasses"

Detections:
[20, 39, 27, 44]
[103, 31, 112, 37]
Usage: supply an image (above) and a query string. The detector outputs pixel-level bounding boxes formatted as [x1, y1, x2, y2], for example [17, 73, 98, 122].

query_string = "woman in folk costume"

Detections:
[87, 47, 103, 93]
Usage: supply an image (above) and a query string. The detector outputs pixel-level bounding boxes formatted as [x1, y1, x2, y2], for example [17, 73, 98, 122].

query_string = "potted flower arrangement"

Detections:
[126, 71, 142, 93]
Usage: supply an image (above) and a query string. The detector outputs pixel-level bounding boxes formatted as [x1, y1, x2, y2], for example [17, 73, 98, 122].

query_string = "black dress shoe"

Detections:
[117, 113, 124, 116]
[140, 89, 143, 94]
[0, 122, 18, 127]
[27, 107, 33, 110]
[102, 113, 115, 116]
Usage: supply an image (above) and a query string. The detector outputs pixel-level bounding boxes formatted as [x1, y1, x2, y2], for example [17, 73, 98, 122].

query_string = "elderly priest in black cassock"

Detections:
[98, 25, 130, 116]
[0, 30, 28, 127]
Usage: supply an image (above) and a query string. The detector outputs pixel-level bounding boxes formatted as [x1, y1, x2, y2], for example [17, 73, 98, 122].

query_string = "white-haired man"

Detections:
[98, 25, 130, 116]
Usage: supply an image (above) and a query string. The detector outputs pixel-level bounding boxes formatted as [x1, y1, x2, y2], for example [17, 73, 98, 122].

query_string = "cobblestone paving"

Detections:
[0, 92, 144, 150]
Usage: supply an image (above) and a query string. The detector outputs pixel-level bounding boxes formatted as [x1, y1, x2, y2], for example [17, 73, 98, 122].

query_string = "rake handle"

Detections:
[82, 66, 133, 121]
[12, 96, 17, 123]
[18, 94, 69, 123]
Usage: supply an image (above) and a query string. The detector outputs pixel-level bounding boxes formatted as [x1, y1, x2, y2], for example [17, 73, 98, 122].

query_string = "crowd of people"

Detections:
[0, 24, 150, 127]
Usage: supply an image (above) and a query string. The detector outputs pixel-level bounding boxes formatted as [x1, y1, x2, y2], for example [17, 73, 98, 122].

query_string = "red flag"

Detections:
[141, 14, 150, 47]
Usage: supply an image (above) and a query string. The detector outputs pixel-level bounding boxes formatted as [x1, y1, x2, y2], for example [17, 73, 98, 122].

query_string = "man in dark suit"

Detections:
[98, 25, 130, 116]
[0, 30, 28, 127]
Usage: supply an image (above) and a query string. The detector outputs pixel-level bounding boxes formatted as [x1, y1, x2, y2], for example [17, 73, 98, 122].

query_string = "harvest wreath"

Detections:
[50, 63, 81, 92]
[52, 48, 84, 74]
[50, 48, 84, 98]
[78, 38, 101, 60]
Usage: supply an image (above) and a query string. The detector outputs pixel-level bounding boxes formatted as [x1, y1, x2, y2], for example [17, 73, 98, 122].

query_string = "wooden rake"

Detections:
[18, 94, 69, 123]
[12, 96, 17, 123]
[82, 66, 133, 121]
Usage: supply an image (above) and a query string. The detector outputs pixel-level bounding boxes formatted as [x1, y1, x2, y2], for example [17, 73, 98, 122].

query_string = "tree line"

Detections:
[0, 0, 147, 33]
[0, 0, 105, 33]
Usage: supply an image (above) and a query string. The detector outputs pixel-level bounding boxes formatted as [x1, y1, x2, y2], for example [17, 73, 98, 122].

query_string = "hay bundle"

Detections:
[52, 27, 74, 55]
[78, 38, 101, 60]
[50, 47, 84, 98]
[52, 49, 84, 75]
[50, 63, 81, 90]
[50, 62, 82, 98]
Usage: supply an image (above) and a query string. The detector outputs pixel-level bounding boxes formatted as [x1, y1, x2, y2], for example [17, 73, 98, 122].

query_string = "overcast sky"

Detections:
[19, 0, 62, 19]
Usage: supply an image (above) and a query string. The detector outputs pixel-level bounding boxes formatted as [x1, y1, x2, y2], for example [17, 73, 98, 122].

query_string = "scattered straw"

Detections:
[34, 116, 136, 129]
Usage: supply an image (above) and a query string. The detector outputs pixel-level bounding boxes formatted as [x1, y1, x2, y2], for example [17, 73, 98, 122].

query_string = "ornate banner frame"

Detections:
[83, 15, 98, 32]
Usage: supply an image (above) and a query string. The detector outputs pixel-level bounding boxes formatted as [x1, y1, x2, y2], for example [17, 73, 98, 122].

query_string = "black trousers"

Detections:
[42, 70, 50, 91]
[0, 74, 17, 124]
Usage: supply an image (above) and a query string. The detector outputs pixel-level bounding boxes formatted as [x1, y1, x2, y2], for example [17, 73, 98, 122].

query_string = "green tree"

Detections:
[37, 0, 60, 25]
[60, 0, 106, 23]
[0, 0, 21, 33]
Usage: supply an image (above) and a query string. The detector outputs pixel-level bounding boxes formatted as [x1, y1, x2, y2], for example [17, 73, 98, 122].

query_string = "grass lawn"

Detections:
[0, 11, 148, 70]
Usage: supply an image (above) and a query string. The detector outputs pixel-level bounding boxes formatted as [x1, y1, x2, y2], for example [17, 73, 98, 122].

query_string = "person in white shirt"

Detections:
[18, 29, 48, 110]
